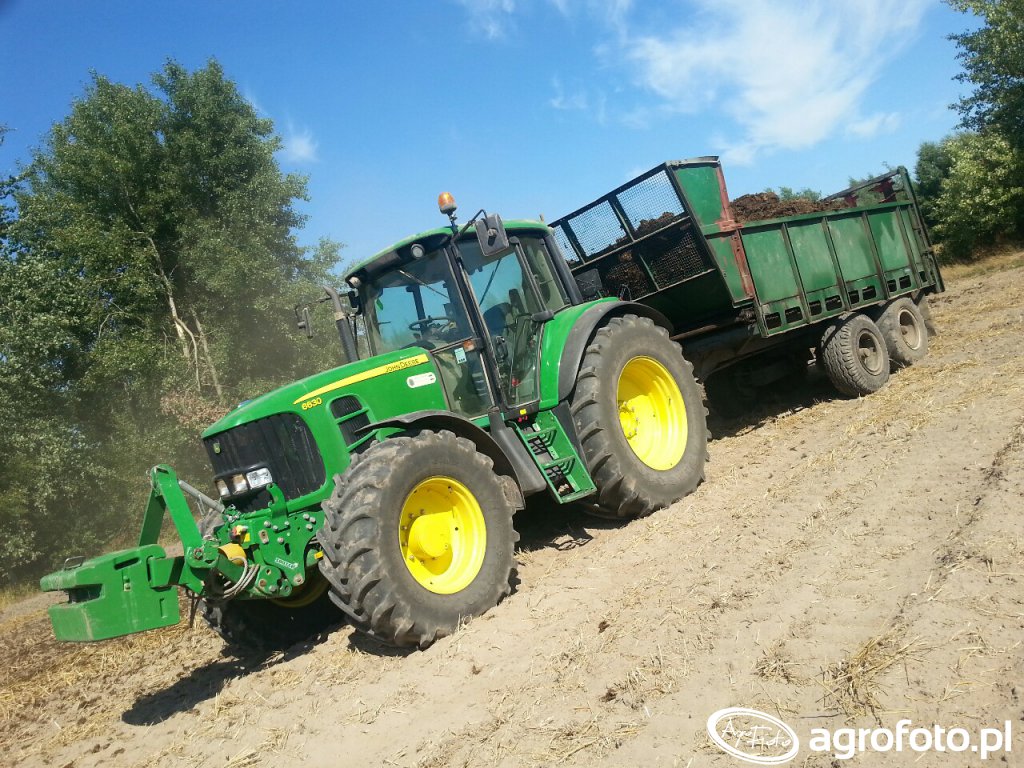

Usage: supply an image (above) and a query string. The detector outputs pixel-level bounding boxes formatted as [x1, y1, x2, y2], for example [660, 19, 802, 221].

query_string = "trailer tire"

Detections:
[201, 573, 340, 654]
[876, 297, 928, 368]
[917, 294, 938, 337]
[317, 430, 518, 649]
[820, 313, 890, 396]
[570, 314, 708, 518]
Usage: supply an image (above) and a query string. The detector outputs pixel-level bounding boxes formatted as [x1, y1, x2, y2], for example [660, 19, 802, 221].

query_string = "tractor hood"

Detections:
[201, 347, 437, 438]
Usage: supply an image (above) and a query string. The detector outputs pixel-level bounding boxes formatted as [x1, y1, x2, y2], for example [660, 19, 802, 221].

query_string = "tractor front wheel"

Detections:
[201, 572, 340, 654]
[317, 430, 518, 649]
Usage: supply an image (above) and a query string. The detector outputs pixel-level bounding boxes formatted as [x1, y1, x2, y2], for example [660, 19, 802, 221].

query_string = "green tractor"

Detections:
[41, 194, 708, 651]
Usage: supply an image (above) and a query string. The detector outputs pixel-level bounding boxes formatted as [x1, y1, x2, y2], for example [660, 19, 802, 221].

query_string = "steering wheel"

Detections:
[408, 316, 455, 334]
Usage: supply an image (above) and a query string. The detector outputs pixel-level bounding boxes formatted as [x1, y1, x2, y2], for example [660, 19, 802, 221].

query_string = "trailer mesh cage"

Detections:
[205, 413, 326, 503]
[551, 165, 714, 301]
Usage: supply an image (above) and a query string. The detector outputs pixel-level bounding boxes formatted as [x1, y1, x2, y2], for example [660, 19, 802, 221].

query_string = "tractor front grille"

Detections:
[204, 413, 325, 503]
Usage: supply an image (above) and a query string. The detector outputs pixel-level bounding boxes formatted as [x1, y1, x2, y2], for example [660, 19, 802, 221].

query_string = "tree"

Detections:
[0, 125, 16, 244]
[949, 0, 1024, 150]
[914, 138, 955, 230]
[770, 186, 822, 202]
[928, 131, 1024, 260]
[0, 61, 342, 583]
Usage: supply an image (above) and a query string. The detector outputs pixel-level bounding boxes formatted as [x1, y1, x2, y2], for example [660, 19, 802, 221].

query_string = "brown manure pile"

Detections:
[730, 191, 845, 223]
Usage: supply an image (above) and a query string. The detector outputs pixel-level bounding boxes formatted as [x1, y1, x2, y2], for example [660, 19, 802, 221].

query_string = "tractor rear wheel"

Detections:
[317, 430, 518, 649]
[876, 297, 929, 368]
[570, 314, 708, 519]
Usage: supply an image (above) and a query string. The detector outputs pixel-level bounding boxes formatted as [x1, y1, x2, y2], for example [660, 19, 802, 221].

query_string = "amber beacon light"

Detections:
[437, 191, 457, 215]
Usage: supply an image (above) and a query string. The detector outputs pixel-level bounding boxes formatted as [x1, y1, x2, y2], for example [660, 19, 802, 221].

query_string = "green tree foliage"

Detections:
[0, 126, 16, 243]
[768, 186, 822, 202]
[925, 131, 1024, 260]
[950, 0, 1024, 150]
[0, 62, 343, 583]
[915, 1, 1024, 260]
[913, 139, 955, 230]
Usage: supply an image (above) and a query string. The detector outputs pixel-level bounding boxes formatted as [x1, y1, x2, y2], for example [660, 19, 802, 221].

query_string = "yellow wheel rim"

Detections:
[616, 356, 688, 470]
[269, 571, 329, 608]
[399, 476, 486, 594]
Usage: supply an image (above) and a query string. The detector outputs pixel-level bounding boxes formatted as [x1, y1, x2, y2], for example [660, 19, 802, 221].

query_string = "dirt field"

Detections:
[3, 259, 1023, 767]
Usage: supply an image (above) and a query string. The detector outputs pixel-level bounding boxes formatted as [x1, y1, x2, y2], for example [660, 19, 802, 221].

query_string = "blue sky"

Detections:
[1, 1, 974, 270]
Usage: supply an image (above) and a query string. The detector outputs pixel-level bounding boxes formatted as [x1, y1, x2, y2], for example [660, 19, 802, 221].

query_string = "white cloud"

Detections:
[454, 0, 517, 39]
[596, 0, 632, 35]
[549, 76, 589, 110]
[283, 124, 319, 163]
[618, 0, 929, 161]
[242, 88, 266, 116]
[847, 111, 902, 139]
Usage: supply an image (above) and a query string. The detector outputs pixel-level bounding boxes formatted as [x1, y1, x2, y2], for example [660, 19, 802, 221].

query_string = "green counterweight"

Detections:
[40, 465, 240, 641]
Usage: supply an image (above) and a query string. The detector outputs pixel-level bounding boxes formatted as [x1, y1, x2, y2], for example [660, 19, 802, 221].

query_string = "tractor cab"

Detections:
[344, 198, 579, 421]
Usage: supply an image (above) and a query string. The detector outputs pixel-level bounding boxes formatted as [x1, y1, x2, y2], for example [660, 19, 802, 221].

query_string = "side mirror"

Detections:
[474, 212, 510, 257]
[295, 306, 314, 338]
[575, 268, 603, 300]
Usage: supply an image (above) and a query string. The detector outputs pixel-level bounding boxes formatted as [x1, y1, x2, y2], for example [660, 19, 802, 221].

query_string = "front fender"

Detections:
[363, 410, 534, 504]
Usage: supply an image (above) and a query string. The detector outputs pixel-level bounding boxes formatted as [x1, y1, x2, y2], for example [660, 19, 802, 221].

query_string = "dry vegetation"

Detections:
[2, 253, 1023, 767]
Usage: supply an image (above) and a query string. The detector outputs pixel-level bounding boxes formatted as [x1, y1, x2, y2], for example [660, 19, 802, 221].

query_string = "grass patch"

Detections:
[942, 248, 1024, 281]
[0, 582, 39, 612]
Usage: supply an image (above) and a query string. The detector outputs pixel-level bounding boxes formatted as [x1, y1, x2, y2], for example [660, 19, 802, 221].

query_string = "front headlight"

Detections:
[246, 467, 273, 489]
[216, 479, 230, 498]
[230, 473, 249, 495]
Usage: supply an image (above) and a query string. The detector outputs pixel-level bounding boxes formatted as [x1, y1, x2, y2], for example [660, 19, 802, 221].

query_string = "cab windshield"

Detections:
[360, 250, 470, 356]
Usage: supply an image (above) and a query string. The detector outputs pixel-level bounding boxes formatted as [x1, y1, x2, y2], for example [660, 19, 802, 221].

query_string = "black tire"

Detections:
[570, 314, 708, 519]
[917, 294, 938, 337]
[876, 297, 928, 368]
[820, 313, 890, 396]
[202, 573, 341, 654]
[317, 430, 518, 649]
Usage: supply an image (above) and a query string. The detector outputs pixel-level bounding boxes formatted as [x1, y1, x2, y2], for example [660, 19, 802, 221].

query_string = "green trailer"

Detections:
[550, 158, 943, 412]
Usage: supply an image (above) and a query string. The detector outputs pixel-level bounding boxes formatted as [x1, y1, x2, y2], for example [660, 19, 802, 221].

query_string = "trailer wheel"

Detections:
[317, 430, 518, 649]
[917, 295, 938, 337]
[201, 573, 340, 654]
[876, 297, 929, 368]
[820, 313, 890, 396]
[570, 314, 708, 518]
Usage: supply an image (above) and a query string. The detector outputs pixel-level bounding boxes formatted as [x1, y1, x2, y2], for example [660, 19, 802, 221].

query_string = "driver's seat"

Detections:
[482, 302, 512, 337]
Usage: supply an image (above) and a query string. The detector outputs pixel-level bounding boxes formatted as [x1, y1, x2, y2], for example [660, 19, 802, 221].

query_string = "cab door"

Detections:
[458, 235, 569, 413]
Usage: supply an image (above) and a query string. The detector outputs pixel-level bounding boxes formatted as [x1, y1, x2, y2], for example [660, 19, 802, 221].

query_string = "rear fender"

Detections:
[557, 302, 673, 401]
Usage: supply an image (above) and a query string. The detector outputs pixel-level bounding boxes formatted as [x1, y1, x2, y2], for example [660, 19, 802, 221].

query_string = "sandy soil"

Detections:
[3, 260, 1023, 767]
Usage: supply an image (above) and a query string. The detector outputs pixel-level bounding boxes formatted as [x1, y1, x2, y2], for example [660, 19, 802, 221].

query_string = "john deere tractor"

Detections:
[42, 195, 708, 651]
